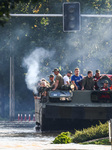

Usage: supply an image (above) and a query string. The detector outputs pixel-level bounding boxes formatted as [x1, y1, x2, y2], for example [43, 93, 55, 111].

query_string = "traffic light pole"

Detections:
[81, 14, 112, 18]
[10, 14, 63, 17]
[10, 14, 112, 18]
[9, 55, 15, 121]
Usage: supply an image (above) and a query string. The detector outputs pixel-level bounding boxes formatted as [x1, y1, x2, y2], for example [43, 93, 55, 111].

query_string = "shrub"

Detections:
[73, 122, 109, 143]
[53, 132, 72, 144]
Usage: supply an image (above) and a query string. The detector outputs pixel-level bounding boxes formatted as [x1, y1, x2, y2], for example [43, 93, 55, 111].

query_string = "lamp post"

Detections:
[9, 27, 15, 121]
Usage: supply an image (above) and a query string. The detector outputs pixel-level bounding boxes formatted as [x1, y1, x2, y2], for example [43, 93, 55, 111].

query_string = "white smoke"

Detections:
[62, 17, 112, 75]
[23, 47, 55, 93]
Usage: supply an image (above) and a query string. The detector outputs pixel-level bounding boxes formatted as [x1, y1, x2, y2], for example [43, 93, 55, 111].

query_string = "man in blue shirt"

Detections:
[71, 68, 83, 90]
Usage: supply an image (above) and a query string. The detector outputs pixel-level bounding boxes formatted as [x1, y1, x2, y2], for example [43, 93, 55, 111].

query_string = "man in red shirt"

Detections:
[93, 69, 102, 90]
[100, 80, 110, 91]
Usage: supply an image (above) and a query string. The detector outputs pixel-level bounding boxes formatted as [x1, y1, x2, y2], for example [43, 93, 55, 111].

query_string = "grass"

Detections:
[83, 138, 111, 145]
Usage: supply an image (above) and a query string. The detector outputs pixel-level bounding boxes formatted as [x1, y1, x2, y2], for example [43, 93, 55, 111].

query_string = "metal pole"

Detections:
[109, 119, 112, 149]
[9, 56, 15, 121]
[9, 57, 12, 120]
[10, 14, 63, 17]
[9, 24, 15, 121]
[81, 14, 112, 18]
[10, 13, 112, 18]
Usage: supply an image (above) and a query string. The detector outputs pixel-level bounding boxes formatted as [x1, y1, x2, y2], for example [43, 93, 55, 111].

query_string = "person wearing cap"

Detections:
[63, 70, 72, 85]
[40, 78, 50, 87]
[93, 69, 102, 90]
[49, 74, 55, 86]
[71, 68, 83, 90]
[100, 80, 110, 91]
[33, 80, 47, 129]
[52, 68, 64, 91]
[82, 70, 95, 90]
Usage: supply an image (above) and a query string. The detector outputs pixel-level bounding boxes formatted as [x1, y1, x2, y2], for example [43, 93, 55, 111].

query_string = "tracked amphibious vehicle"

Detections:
[35, 75, 112, 131]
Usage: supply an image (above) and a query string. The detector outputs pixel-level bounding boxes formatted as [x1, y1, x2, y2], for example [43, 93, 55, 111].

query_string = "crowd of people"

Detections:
[50, 68, 112, 91]
[34, 67, 112, 100]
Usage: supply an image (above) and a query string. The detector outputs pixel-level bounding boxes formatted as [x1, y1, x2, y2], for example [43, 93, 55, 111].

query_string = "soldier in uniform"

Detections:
[34, 81, 48, 130]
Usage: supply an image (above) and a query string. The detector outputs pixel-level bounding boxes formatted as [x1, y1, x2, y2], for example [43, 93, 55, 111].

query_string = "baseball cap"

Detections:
[41, 78, 46, 81]
[67, 70, 72, 74]
[96, 69, 100, 73]
[52, 68, 59, 72]
[104, 80, 108, 84]
[48, 74, 54, 78]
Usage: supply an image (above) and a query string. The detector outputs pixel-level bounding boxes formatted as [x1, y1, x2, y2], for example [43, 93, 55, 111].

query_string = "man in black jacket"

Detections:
[82, 70, 95, 90]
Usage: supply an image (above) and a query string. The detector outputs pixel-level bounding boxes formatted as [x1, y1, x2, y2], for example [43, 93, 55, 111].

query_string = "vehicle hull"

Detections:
[35, 90, 112, 131]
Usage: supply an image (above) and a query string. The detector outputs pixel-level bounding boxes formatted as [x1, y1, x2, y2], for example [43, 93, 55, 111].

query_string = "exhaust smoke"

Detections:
[22, 47, 56, 93]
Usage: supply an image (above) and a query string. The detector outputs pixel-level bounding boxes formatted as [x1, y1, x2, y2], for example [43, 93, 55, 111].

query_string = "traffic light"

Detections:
[63, 2, 80, 32]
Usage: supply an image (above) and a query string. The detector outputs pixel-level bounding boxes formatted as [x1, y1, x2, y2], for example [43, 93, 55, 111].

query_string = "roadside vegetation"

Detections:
[53, 132, 72, 144]
[53, 122, 109, 144]
[83, 138, 110, 145]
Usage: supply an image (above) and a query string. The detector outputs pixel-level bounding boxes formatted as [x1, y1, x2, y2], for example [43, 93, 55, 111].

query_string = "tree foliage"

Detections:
[0, 0, 43, 26]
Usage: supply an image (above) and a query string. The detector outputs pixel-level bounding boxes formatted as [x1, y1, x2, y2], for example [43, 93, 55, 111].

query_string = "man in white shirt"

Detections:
[63, 70, 72, 85]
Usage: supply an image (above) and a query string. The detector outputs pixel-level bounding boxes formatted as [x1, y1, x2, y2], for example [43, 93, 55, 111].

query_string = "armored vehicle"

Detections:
[34, 75, 112, 131]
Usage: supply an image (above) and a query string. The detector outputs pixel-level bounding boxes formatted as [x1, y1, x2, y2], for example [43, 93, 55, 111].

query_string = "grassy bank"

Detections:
[83, 138, 110, 145]
[53, 122, 109, 144]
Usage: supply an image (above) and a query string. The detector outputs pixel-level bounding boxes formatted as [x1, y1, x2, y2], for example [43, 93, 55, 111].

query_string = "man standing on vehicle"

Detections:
[63, 70, 72, 85]
[49, 74, 55, 86]
[71, 68, 83, 90]
[82, 70, 95, 90]
[93, 69, 102, 90]
[52, 68, 64, 91]
[100, 80, 110, 91]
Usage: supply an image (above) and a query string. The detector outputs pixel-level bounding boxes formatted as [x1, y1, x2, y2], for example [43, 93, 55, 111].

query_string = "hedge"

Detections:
[53, 121, 109, 144]
[73, 122, 108, 143]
